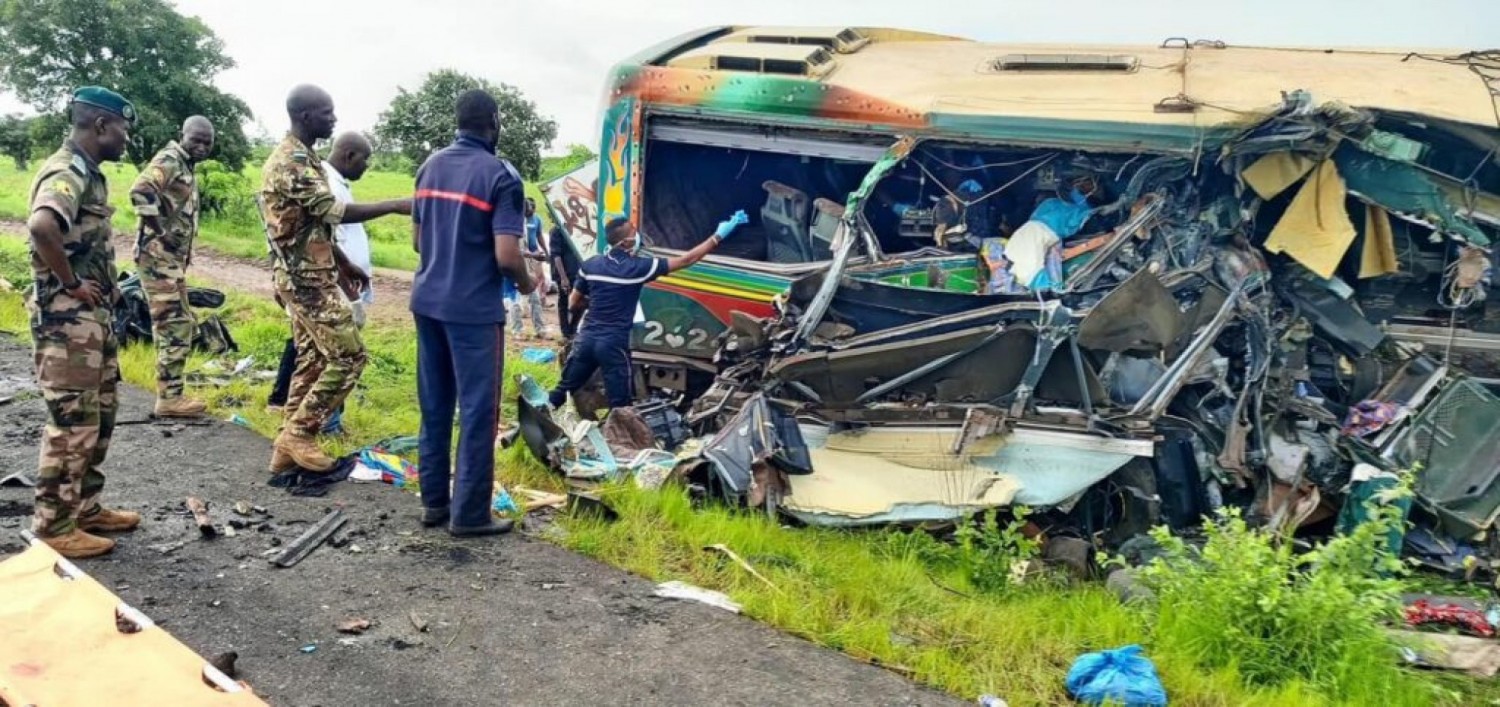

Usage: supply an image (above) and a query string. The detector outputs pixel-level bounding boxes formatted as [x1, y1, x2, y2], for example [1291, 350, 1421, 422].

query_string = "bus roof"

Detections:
[634, 26, 1498, 132]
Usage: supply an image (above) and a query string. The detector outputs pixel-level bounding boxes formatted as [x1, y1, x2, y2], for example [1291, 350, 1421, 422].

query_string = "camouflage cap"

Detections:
[71, 86, 137, 125]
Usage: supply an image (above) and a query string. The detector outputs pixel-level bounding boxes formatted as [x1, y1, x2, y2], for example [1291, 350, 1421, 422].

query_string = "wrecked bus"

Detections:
[533, 27, 1500, 539]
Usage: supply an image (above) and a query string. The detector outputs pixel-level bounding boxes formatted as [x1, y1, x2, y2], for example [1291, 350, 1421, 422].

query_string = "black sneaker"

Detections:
[448, 519, 515, 537]
[420, 507, 450, 528]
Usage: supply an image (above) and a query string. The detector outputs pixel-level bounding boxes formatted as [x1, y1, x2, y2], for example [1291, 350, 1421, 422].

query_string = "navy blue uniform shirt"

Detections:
[576, 247, 670, 338]
[411, 133, 525, 324]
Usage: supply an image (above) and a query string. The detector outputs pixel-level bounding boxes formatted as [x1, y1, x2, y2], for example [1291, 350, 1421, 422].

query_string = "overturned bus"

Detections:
[534, 27, 1500, 545]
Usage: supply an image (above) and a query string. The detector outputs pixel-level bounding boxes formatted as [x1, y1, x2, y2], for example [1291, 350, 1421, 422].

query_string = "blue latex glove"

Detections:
[958, 179, 983, 195]
[716, 210, 749, 239]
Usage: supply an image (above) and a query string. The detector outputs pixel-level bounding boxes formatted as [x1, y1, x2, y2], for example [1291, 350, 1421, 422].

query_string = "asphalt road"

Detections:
[0, 334, 962, 707]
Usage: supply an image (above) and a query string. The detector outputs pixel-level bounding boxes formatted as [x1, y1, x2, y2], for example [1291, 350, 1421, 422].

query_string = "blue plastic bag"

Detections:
[521, 347, 557, 364]
[1065, 645, 1167, 706]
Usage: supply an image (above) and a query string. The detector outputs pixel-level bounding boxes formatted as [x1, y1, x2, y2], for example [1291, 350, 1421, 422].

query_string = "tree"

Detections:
[0, 114, 32, 170]
[0, 0, 254, 170]
[375, 69, 558, 179]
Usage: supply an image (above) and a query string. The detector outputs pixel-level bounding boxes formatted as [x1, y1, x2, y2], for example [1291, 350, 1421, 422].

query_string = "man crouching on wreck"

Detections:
[548, 213, 748, 412]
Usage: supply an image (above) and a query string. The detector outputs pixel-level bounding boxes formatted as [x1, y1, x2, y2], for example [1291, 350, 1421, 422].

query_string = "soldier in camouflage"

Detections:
[259, 85, 409, 472]
[26, 87, 141, 559]
[130, 116, 216, 418]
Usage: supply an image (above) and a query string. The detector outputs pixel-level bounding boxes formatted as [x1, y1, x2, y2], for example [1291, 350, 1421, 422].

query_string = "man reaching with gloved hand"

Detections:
[548, 211, 749, 412]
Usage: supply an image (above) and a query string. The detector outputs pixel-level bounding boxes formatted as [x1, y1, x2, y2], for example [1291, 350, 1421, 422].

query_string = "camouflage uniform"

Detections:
[259, 134, 365, 437]
[129, 141, 199, 399]
[27, 142, 120, 537]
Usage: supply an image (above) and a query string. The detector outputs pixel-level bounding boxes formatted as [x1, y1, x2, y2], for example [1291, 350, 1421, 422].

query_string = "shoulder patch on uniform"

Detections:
[68, 154, 88, 177]
[51, 179, 75, 198]
[290, 151, 310, 164]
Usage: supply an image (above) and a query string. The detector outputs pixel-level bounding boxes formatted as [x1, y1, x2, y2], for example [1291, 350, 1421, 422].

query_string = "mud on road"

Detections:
[0, 336, 958, 706]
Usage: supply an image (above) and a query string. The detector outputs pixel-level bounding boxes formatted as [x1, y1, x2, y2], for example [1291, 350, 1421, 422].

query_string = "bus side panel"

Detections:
[632, 263, 788, 359]
[598, 95, 644, 246]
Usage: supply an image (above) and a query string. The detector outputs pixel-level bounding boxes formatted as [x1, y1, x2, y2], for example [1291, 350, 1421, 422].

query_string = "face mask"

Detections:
[629, 239, 641, 255]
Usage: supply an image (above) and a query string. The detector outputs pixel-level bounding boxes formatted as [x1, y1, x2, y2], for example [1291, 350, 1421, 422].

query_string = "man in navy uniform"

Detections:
[411, 89, 534, 537]
[548, 211, 747, 412]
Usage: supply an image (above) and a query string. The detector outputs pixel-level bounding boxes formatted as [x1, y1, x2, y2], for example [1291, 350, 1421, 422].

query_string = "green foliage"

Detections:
[374, 69, 558, 179]
[955, 508, 1045, 592]
[1135, 491, 1440, 703]
[0, 114, 32, 170]
[0, 0, 254, 170]
[195, 159, 256, 222]
[0, 238, 30, 288]
[883, 509, 1046, 594]
[27, 113, 65, 156]
[539, 143, 597, 182]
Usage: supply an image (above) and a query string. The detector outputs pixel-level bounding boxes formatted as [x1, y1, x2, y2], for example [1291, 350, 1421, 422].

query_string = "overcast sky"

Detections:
[3, 0, 1496, 153]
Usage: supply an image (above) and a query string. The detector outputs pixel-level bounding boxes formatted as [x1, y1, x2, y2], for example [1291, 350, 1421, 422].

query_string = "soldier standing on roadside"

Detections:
[26, 87, 141, 559]
[259, 84, 409, 473]
[130, 116, 215, 418]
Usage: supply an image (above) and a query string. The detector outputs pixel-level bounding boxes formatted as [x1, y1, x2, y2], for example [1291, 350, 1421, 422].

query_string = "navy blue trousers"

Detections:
[548, 332, 633, 409]
[415, 314, 503, 529]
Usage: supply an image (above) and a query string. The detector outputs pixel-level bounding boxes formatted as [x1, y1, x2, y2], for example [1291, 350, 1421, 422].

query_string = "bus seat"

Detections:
[810, 198, 845, 260]
[761, 180, 812, 263]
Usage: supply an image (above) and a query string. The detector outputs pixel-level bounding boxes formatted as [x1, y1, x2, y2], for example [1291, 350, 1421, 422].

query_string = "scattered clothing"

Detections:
[268, 455, 357, 497]
[1405, 599, 1495, 638]
[980, 239, 1022, 294]
[354, 446, 419, 486]
[1341, 400, 1401, 438]
[1004, 221, 1060, 289]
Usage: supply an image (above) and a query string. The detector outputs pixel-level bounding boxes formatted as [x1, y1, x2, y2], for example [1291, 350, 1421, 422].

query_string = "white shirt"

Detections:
[322, 161, 374, 304]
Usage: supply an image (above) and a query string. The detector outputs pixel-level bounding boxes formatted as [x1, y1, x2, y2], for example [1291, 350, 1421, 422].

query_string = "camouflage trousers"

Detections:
[30, 312, 118, 538]
[139, 263, 196, 398]
[277, 275, 367, 437]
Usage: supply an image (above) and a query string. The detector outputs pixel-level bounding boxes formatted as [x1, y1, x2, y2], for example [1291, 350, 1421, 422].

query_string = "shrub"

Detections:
[196, 159, 258, 225]
[1133, 482, 1435, 701]
[881, 508, 1045, 595]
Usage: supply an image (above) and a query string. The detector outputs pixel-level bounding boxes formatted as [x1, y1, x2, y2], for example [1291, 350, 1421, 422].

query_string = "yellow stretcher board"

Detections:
[0, 533, 268, 706]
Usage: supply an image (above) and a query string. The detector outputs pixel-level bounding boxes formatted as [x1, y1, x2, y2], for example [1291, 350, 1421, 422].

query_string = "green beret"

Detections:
[71, 86, 137, 125]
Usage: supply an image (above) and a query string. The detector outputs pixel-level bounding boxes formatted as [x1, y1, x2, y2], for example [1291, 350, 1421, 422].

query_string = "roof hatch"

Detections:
[668, 44, 837, 77]
[988, 53, 1139, 73]
[717, 26, 871, 54]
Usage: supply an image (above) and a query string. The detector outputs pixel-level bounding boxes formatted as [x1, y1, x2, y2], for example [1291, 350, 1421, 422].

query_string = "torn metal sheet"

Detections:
[1077, 268, 1185, 355]
[700, 393, 810, 507]
[782, 425, 1151, 526]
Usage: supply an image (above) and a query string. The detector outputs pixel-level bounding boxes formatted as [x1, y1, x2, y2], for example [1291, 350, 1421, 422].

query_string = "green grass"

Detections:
[1, 233, 1497, 706]
[0, 160, 554, 274]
